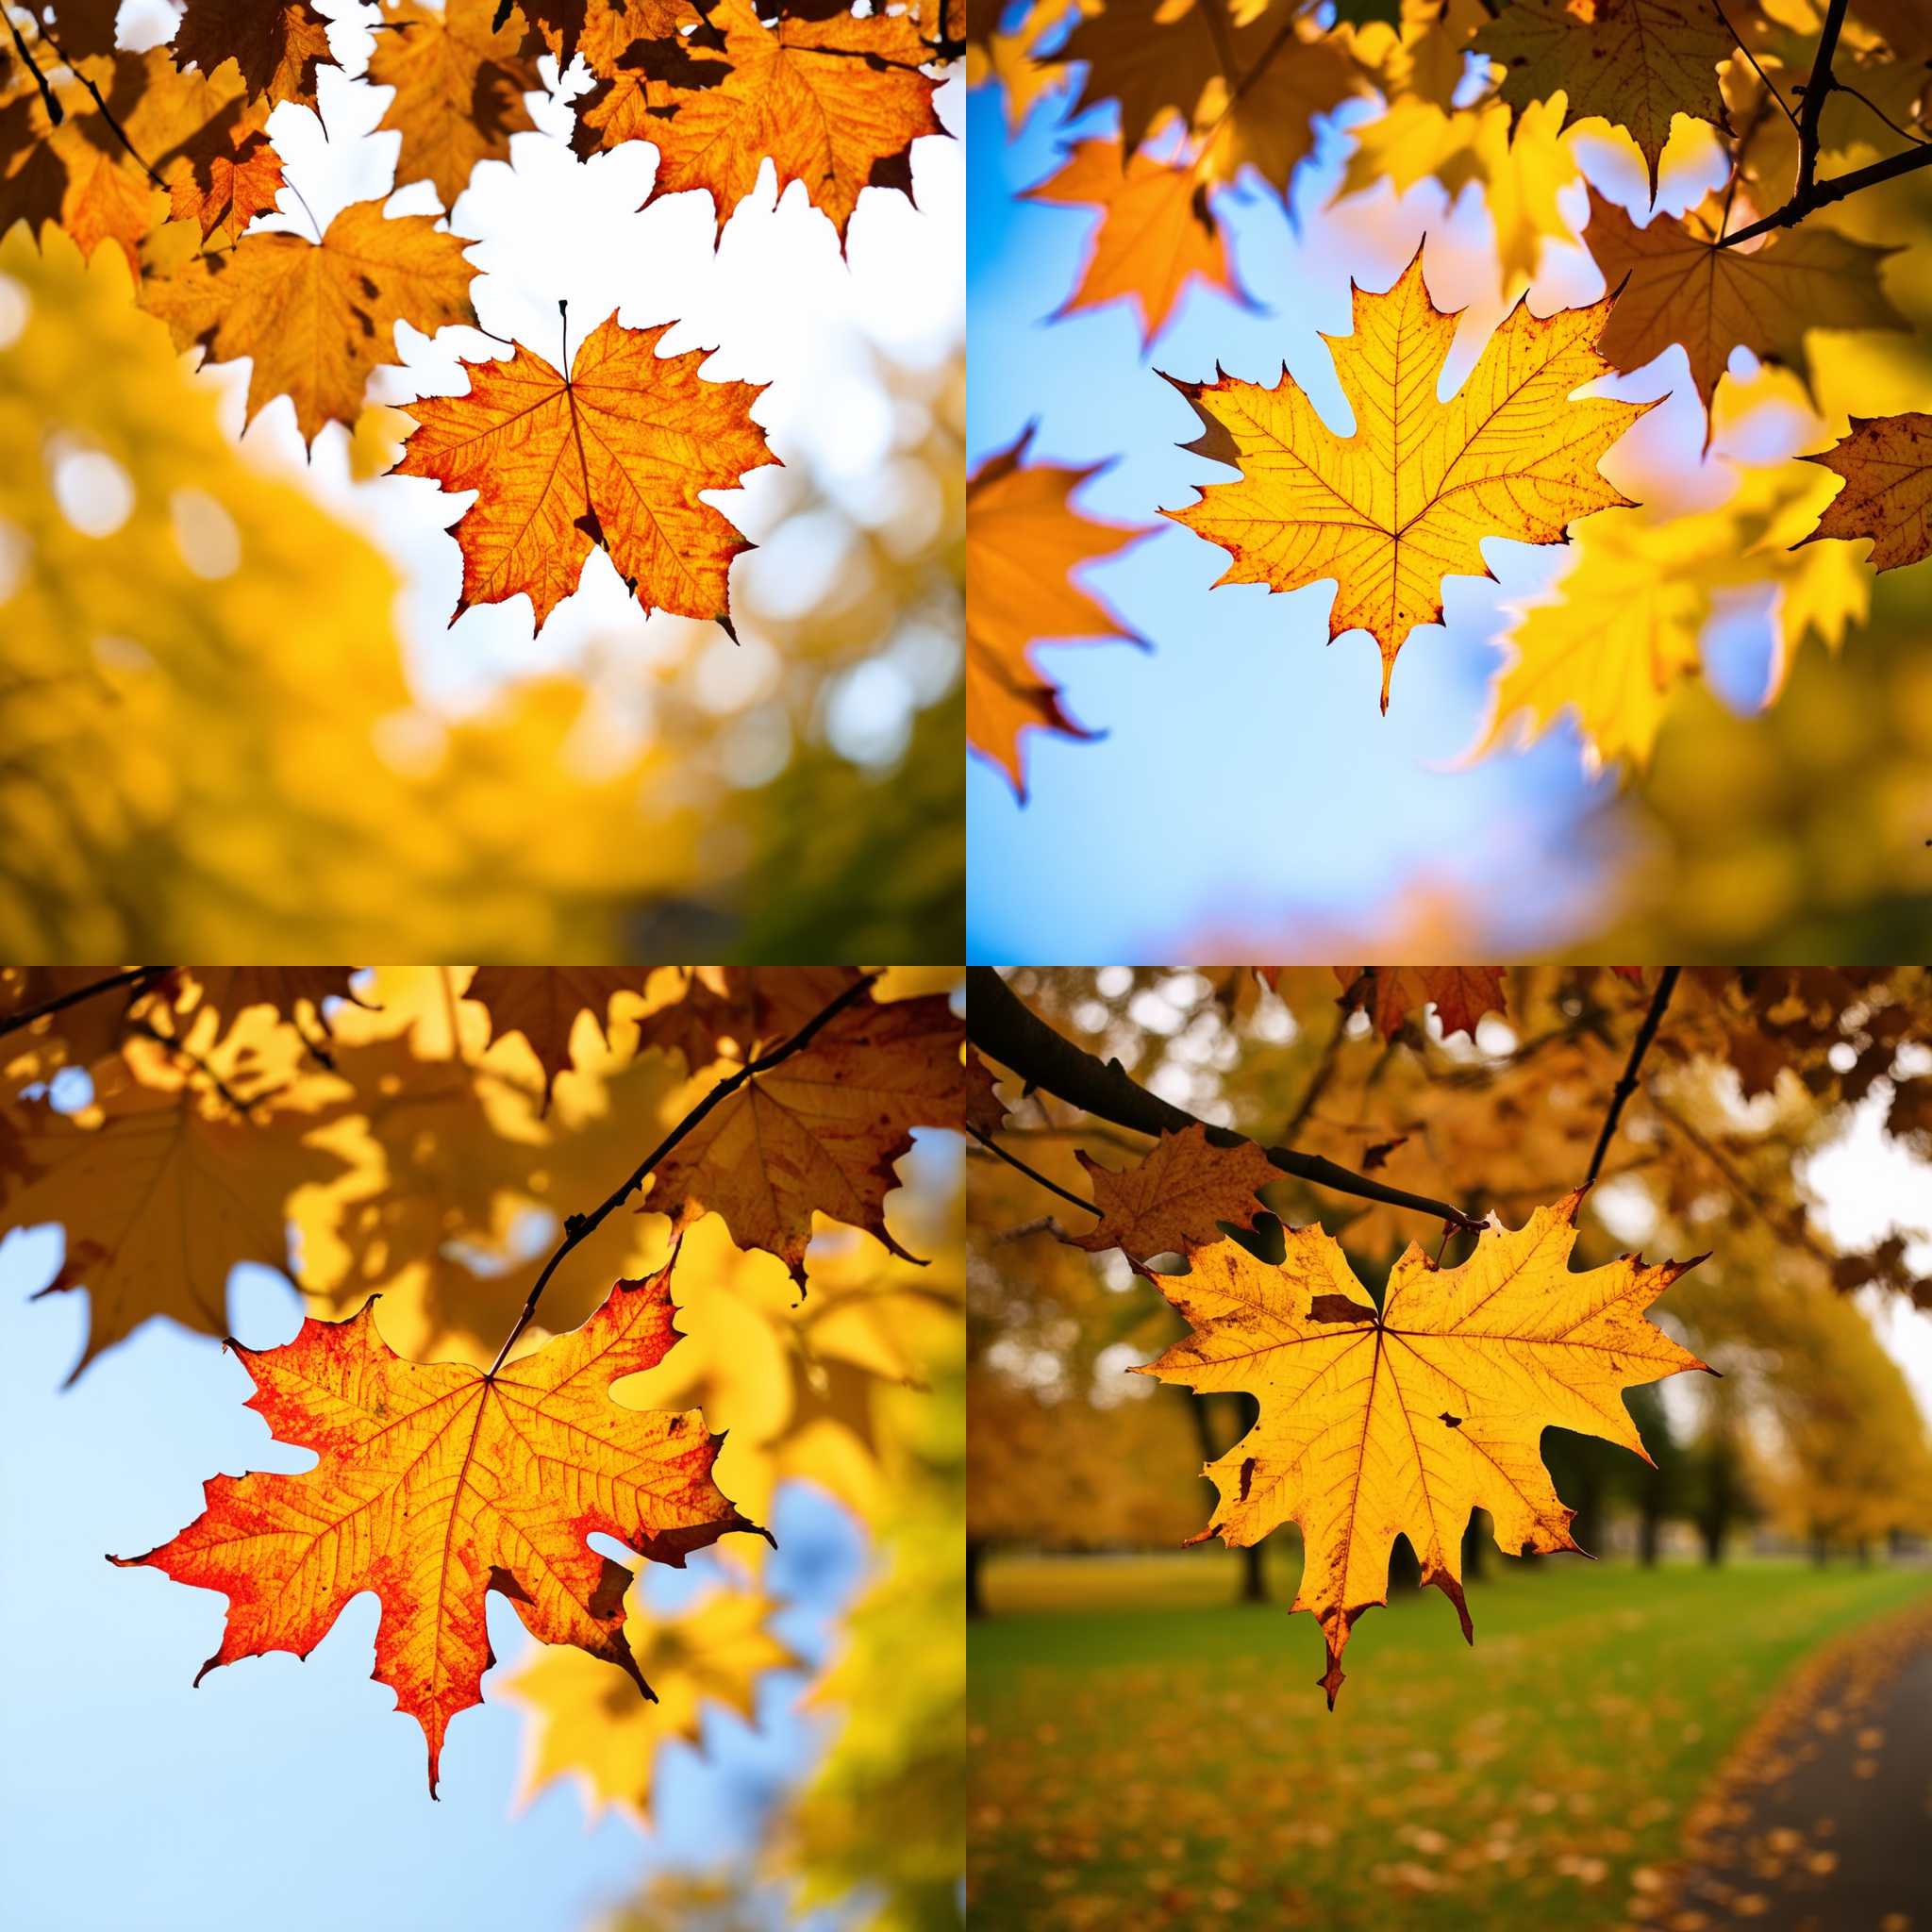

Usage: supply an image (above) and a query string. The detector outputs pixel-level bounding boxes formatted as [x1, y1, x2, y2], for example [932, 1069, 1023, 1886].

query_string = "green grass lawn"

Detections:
[969, 1548, 1932, 1931]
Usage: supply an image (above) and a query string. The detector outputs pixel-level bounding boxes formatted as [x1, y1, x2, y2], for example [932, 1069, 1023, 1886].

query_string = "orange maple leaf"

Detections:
[1798, 412, 1932, 572]
[393, 312, 775, 633]
[1141, 1191, 1707, 1702]
[1162, 245, 1651, 709]
[575, 0, 945, 248]
[139, 199, 478, 448]
[1334, 966, 1507, 1041]
[643, 990, 996, 1288]
[966, 425, 1149, 798]
[1028, 139, 1240, 351]
[110, 1245, 758, 1793]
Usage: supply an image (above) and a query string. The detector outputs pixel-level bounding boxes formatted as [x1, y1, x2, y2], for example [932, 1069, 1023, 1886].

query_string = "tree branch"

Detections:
[484, 970, 881, 1378]
[1582, 966, 1679, 1190]
[127, 1016, 262, 1119]
[0, 966, 170, 1042]
[1718, 0, 1932, 247]
[33, 14, 168, 190]
[965, 969, 1485, 1234]
[6, 10, 62, 125]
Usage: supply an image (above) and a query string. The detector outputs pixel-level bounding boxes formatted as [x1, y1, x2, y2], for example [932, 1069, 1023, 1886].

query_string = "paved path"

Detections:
[1640, 1595, 1932, 1932]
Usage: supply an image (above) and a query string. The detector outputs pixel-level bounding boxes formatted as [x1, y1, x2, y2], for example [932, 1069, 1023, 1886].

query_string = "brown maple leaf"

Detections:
[967, 425, 1150, 798]
[463, 966, 645, 1105]
[392, 312, 775, 632]
[109, 1245, 759, 1792]
[1586, 191, 1906, 430]
[642, 990, 993, 1288]
[1798, 412, 1932, 572]
[173, 0, 335, 105]
[1068, 1123, 1276, 1257]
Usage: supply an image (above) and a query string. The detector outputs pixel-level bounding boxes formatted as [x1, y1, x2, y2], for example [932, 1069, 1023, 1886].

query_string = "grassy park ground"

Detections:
[967, 1547, 1932, 1930]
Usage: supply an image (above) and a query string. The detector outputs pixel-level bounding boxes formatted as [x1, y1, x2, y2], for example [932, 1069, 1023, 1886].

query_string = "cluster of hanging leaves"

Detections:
[968, 964, 1932, 1690]
[966, 0, 1932, 792]
[1, 0, 956, 635]
[2, 962, 979, 1824]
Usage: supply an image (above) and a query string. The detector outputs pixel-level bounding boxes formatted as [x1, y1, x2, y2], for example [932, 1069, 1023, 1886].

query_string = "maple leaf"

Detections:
[1474, 0, 1733, 192]
[463, 965, 643, 1105]
[966, 425, 1150, 797]
[642, 991, 994, 1289]
[1586, 191, 1907, 428]
[1162, 245, 1651, 708]
[1798, 412, 1932, 572]
[172, 0, 335, 105]
[372, 0, 545, 208]
[167, 119, 283, 247]
[505, 1581, 799, 1818]
[0, 1036, 354, 1379]
[139, 199, 478, 448]
[1141, 1191, 1708, 1702]
[1068, 1123, 1275, 1257]
[109, 1244, 760, 1793]
[575, 0, 945, 249]
[392, 313, 774, 632]
[1027, 139, 1240, 351]
[163, 968, 368, 1047]
[1336, 966, 1507, 1042]
[631, 965, 869, 1068]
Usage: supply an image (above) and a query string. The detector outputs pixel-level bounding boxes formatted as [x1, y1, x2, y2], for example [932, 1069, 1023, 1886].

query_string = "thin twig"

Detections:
[483, 972, 880, 1378]
[966, 970, 1485, 1233]
[1582, 967, 1679, 1190]
[35, 14, 167, 188]
[993, 1215, 1076, 1245]
[0, 966, 169, 1043]
[6, 10, 62, 125]
[1714, 0, 1797, 132]
[968, 1125, 1099, 1219]
[1832, 79, 1921, 148]
[1716, 0, 1932, 246]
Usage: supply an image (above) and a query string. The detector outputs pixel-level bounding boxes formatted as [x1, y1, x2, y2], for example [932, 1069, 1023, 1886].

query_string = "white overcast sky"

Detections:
[115, 0, 964, 726]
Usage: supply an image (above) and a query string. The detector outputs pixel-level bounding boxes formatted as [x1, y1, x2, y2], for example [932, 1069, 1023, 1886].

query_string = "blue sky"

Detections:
[0, 1232, 863, 1932]
[964, 66, 1744, 963]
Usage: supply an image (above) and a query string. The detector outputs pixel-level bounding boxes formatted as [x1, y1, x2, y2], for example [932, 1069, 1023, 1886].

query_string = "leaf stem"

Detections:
[1581, 967, 1678, 1191]
[483, 970, 881, 1378]
[964, 969, 1485, 1233]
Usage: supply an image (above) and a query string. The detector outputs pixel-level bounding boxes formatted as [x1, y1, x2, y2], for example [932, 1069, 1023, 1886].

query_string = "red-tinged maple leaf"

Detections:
[1336, 966, 1507, 1042]
[109, 1244, 759, 1793]
[1798, 412, 1932, 572]
[392, 312, 776, 633]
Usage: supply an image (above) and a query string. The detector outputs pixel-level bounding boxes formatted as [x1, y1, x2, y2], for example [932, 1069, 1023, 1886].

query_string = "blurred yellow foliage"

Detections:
[0, 226, 700, 957]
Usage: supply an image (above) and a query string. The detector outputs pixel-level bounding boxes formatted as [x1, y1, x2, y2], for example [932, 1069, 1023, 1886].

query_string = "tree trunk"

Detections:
[1462, 1513, 1488, 1583]
[1239, 1542, 1268, 1604]
[1810, 1530, 1829, 1568]
[1388, 1535, 1422, 1592]
[966, 1539, 986, 1619]
[1639, 1504, 1663, 1568]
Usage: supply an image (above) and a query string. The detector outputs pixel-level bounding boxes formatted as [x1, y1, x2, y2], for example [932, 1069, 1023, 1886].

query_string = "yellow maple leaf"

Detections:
[505, 1582, 799, 1821]
[1141, 1191, 1707, 1702]
[1162, 244, 1651, 708]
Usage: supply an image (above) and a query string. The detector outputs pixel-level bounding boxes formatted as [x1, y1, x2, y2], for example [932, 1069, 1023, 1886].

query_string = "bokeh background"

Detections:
[965, 21, 1932, 962]
[968, 968, 1932, 1929]
[1, 0, 963, 959]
